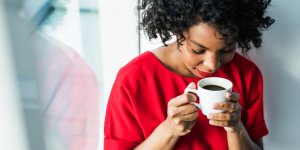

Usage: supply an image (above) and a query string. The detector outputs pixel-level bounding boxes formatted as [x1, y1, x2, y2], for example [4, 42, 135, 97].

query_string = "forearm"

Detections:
[134, 120, 179, 150]
[227, 121, 262, 150]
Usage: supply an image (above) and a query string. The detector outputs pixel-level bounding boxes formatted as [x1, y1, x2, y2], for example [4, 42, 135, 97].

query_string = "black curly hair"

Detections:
[139, 0, 275, 53]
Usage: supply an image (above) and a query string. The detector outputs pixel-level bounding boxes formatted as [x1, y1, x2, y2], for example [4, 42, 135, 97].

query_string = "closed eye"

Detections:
[192, 49, 205, 54]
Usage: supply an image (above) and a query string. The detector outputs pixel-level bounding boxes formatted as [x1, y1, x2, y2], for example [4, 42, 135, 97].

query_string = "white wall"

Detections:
[23, 0, 49, 19]
[98, 0, 139, 149]
[3, 0, 47, 149]
[0, 1, 29, 150]
[249, 0, 300, 149]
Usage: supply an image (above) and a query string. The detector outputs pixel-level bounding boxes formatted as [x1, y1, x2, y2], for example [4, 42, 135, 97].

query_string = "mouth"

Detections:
[196, 69, 214, 77]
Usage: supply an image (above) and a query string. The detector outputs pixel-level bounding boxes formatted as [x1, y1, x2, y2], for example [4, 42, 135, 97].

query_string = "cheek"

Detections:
[185, 55, 203, 68]
[180, 44, 203, 67]
[181, 51, 202, 67]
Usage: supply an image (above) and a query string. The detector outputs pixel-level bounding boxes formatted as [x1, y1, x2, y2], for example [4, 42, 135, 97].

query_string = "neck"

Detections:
[159, 42, 195, 77]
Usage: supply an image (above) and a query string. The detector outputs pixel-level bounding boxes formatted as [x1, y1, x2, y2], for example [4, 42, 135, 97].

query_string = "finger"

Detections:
[182, 111, 199, 121]
[207, 113, 237, 121]
[168, 93, 197, 107]
[226, 92, 240, 102]
[187, 82, 196, 89]
[183, 104, 198, 114]
[168, 104, 198, 117]
[213, 101, 234, 111]
[184, 82, 198, 96]
[214, 102, 242, 113]
[209, 120, 233, 127]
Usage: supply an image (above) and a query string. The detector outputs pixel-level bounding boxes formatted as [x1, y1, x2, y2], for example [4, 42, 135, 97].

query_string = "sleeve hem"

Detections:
[248, 120, 269, 140]
[104, 138, 139, 150]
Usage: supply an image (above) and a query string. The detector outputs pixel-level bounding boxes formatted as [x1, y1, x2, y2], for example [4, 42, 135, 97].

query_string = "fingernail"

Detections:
[187, 82, 196, 88]
[192, 95, 197, 101]
[226, 92, 231, 98]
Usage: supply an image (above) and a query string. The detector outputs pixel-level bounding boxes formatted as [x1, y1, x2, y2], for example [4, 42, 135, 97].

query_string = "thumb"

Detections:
[187, 82, 196, 89]
[185, 82, 197, 102]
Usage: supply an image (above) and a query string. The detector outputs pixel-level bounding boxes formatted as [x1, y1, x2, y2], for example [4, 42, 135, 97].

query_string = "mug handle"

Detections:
[184, 87, 202, 110]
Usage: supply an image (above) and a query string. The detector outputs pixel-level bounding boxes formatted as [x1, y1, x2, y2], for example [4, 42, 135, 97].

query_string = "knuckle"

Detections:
[168, 112, 175, 118]
[168, 107, 176, 117]
[174, 117, 181, 124]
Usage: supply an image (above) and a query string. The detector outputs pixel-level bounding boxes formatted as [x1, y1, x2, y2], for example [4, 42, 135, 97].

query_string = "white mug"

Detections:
[184, 77, 233, 115]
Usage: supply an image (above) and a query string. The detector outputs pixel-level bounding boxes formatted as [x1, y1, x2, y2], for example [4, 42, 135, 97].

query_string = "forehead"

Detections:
[186, 23, 227, 49]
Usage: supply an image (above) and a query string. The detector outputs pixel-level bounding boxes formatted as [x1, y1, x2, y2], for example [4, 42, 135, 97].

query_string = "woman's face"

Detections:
[178, 23, 236, 78]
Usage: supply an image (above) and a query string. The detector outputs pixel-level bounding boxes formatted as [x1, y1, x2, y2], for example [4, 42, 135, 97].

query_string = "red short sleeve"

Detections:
[247, 120, 268, 140]
[104, 71, 144, 149]
[244, 67, 268, 140]
[104, 138, 139, 150]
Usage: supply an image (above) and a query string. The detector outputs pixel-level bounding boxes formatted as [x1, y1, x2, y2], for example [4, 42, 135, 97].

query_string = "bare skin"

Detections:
[134, 23, 264, 150]
[134, 83, 198, 150]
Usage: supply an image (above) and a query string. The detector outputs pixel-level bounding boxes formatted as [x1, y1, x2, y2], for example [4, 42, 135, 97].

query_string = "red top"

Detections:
[104, 51, 268, 150]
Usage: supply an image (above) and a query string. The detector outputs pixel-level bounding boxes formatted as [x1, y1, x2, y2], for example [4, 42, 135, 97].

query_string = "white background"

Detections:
[249, 0, 300, 149]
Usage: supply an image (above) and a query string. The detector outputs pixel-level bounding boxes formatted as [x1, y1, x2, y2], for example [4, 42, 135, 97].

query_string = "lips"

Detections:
[197, 70, 214, 77]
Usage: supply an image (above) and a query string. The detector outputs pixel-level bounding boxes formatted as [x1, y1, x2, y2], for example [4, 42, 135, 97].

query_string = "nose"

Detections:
[203, 53, 220, 72]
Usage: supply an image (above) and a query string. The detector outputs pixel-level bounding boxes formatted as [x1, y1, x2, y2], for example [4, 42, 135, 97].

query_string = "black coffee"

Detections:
[202, 85, 225, 91]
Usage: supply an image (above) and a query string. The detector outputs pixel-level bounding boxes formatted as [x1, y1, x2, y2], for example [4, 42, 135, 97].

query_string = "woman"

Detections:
[104, 0, 274, 149]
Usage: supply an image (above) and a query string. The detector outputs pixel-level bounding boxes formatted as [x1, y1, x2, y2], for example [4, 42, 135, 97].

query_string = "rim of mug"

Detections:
[198, 77, 233, 91]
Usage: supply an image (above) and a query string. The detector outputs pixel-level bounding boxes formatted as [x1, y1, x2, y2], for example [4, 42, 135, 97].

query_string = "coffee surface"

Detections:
[202, 85, 225, 91]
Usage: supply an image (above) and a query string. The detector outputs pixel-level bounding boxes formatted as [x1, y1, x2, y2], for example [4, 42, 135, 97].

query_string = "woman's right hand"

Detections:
[134, 83, 199, 150]
[165, 82, 199, 137]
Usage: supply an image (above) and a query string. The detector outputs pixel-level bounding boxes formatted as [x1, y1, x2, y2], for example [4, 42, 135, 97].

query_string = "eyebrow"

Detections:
[190, 39, 235, 50]
[190, 40, 208, 49]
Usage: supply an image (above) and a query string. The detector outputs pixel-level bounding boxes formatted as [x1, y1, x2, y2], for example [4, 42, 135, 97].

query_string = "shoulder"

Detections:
[231, 53, 262, 76]
[116, 51, 159, 83]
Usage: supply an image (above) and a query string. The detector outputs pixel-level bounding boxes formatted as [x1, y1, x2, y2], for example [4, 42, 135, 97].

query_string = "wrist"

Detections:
[225, 120, 243, 133]
[160, 120, 180, 141]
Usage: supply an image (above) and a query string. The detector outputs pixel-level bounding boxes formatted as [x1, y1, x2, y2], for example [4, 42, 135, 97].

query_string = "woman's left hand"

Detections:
[207, 91, 242, 132]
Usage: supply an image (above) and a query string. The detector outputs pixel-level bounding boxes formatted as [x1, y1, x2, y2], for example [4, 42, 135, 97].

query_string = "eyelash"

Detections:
[192, 49, 205, 54]
[192, 48, 235, 55]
